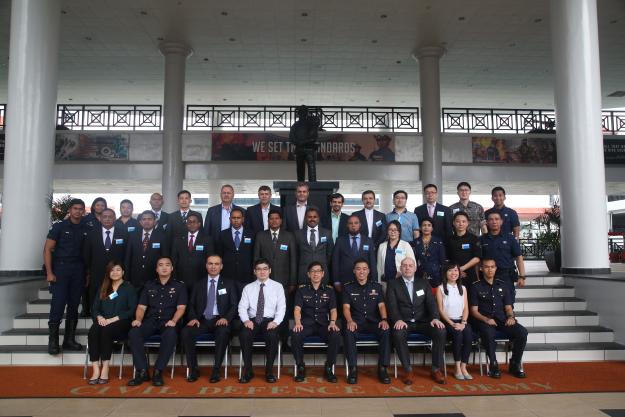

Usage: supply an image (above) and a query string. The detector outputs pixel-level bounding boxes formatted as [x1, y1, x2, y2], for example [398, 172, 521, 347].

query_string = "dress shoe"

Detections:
[187, 368, 200, 383]
[209, 368, 221, 383]
[48, 322, 60, 355]
[488, 363, 501, 379]
[454, 372, 465, 380]
[239, 369, 254, 384]
[463, 372, 474, 380]
[128, 369, 150, 386]
[347, 368, 358, 384]
[97, 378, 109, 384]
[152, 369, 164, 386]
[509, 363, 527, 378]
[378, 366, 391, 384]
[431, 369, 446, 384]
[88, 378, 100, 385]
[294, 365, 306, 382]
[401, 368, 413, 385]
[266, 373, 277, 383]
[324, 363, 337, 383]
[61, 319, 83, 351]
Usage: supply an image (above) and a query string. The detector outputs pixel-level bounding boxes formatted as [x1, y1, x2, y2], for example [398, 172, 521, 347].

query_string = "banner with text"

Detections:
[55, 132, 129, 161]
[472, 136, 557, 164]
[604, 138, 625, 164]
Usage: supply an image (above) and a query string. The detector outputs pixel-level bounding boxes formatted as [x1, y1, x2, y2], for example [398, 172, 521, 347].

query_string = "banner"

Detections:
[55, 132, 129, 161]
[604, 139, 625, 164]
[211, 132, 395, 161]
[472, 136, 557, 164]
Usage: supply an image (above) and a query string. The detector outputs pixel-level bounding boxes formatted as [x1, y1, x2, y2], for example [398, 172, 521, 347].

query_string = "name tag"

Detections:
[280, 244, 288, 251]
[461, 243, 470, 250]
[504, 213, 508, 217]
[363, 245, 369, 251]
[452, 208, 460, 214]
[437, 211, 445, 217]
[503, 241, 508, 244]
[152, 242, 160, 249]
[128, 227, 136, 232]
[320, 236, 327, 243]
[375, 220, 382, 227]
[115, 239, 124, 244]
[196, 245, 204, 251]
[109, 291, 118, 300]
[218, 288, 227, 295]
[416, 289, 425, 297]
[244, 237, 252, 244]
[395, 248, 404, 254]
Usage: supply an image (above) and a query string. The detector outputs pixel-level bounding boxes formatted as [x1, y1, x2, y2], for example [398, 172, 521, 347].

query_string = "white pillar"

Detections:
[0, 0, 61, 271]
[550, 0, 610, 273]
[378, 182, 393, 213]
[159, 42, 192, 213]
[413, 46, 445, 203]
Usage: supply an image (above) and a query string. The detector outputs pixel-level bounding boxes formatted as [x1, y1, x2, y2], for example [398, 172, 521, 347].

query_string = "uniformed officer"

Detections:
[480, 211, 526, 304]
[470, 258, 528, 379]
[44, 198, 89, 355]
[446, 211, 482, 283]
[291, 261, 341, 383]
[127, 256, 187, 387]
[342, 258, 391, 384]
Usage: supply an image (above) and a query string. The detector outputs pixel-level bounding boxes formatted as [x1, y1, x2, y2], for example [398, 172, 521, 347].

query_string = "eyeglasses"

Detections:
[309, 269, 324, 274]
[255, 266, 270, 271]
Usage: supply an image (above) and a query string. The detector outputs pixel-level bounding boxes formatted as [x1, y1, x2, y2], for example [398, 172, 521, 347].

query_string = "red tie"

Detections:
[188, 234, 194, 253]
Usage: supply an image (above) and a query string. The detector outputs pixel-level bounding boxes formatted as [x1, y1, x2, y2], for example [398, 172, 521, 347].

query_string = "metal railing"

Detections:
[0, 104, 5, 131]
[56, 104, 162, 131]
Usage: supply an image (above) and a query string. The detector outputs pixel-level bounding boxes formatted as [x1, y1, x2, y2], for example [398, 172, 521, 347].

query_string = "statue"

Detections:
[290, 105, 321, 182]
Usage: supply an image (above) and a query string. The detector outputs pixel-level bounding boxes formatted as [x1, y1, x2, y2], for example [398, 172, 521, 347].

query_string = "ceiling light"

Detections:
[300, 38, 307, 42]
[203, 58, 209, 61]
[509, 42, 516, 47]
[140, 10, 148, 15]
[229, 38, 236, 42]
[534, 18, 543, 23]
[157, 37, 164, 41]
[380, 14, 387, 19]
[371, 40, 378, 43]
[396, 60, 402, 64]
[458, 16, 465, 21]
[301, 12, 308, 17]
[610, 19, 618, 24]
[221, 11, 228, 16]
[61, 10, 67, 14]
[85, 36, 92, 41]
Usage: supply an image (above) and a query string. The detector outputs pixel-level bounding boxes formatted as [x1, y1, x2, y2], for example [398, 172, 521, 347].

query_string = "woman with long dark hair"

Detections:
[413, 218, 446, 290]
[83, 197, 107, 229]
[87, 260, 137, 384]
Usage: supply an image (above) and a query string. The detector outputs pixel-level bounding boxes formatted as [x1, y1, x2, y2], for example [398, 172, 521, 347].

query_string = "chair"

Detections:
[345, 333, 380, 378]
[238, 336, 282, 379]
[82, 339, 126, 380]
[292, 335, 335, 377]
[392, 332, 433, 379]
[132, 334, 177, 379]
[183, 332, 230, 379]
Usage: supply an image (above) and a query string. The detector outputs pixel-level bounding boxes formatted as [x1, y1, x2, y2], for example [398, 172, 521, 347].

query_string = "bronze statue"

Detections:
[290, 105, 321, 182]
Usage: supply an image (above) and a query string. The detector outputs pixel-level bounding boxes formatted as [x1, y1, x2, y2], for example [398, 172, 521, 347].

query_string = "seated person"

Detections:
[87, 260, 137, 384]
[470, 258, 528, 379]
[127, 257, 187, 386]
[342, 259, 391, 385]
[436, 263, 473, 380]
[386, 257, 447, 385]
[238, 258, 286, 384]
[181, 254, 238, 383]
[291, 262, 341, 383]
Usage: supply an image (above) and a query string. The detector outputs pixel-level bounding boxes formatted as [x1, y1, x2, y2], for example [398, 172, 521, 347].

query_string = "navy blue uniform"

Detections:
[469, 279, 527, 367]
[480, 232, 522, 303]
[485, 206, 520, 236]
[114, 217, 140, 235]
[342, 280, 390, 368]
[446, 232, 482, 283]
[413, 236, 447, 288]
[47, 220, 88, 324]
[128, 278, 187, 372]
[291, 284, 341, 366]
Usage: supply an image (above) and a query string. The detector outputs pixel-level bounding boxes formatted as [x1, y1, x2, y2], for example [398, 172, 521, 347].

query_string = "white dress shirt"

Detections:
[261, 205, 270, 230]
[102, 227, 115, 246]
[238, 278, 286, 325]
[187, 231, 197, 246]
[365, 208, 374, 238]
[220, 205, 232, 231]
[152, 210, 161, 222]
[296, 201, 307, 229]
[270, 228, 280, 241]
[307, 226, 319, 246]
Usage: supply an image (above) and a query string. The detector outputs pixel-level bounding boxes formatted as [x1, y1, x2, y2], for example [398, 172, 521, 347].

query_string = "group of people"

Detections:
[43, 181, 528, 387]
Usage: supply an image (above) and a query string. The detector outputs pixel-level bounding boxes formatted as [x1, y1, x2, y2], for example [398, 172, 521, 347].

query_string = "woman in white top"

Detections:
[436, 263, 473, 380]
[377, 220, 416, 290]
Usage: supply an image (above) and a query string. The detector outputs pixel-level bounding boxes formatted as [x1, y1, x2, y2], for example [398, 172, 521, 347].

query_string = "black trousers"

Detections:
[128, 319, 178, 371]
[180, 317, 231, 370]
[343, 321, 390, 369]
[87, 319, 131, 362]
[445, 319, 473, 363]
[473, 319, 528, 365]
[238, 319, 280, 372]
[49, 262, 84, 324]
[392, 321, 446, 372]
[291, 323, 341, 366]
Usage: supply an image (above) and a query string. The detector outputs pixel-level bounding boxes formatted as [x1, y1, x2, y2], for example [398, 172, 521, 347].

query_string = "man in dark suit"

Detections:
[166, 190, 203, 246]
[149, 192, 169, 232]
[414, 184, 453, 239]
[352, 190, 387, 250]
[171, 212, 214, 291]
[204, 184, 245, 246]
[83, 208, 128, 315]
[284, 182, 309, 233]
[295, 207, 334, 285]
[331, 215, 377, 292]
[323, 192, 349, 243]
[124, 210, 169, 291]
[181, 255, 238, 383]
[246, 185, 281, 237]
[217, 207, 254, 293]
[386, 257, 447, 385]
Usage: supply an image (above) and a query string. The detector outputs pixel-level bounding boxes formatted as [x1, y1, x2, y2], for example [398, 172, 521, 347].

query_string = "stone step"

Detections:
[523, 276, 564, 286]
[515, 310, 599, 327]
[514, 297, 586, 312]
[13, 314, 92, 330]
[0, 328, 89, 346]
[525, 326, 614, 344]
[515, 285, 575, 298]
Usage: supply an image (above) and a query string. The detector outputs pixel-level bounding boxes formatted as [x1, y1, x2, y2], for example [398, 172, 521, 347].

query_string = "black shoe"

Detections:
[209, 368, 221, 383]
[509, 363, 527, 378]
[347, 368, 358, 384]
[61, 319, 83, 351]
[488, 363, 501, 379]
[128, 369, 149, 386]
[152, 369, 164, 386]
[378, 366, 391, 384]
[187, 367, 200, 383]
[294, 364, 306, 382]
[324, 363, 337, 383]
[266, 372, 277, 383]
[239, 368, 254, 384]
[48, 322, 60, 355]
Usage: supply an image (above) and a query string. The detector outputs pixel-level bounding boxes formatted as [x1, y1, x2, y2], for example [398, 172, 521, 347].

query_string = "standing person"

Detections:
[284, 182, 309, 233]
[149, 193, 169, 232]
[87, 261, 137, 384]
[217, 208, 255, 293]
[114, 199, 140, 235]
[238, 259, 287, 383]
[204, 184, 245, 246]
[446, 211, 482, 283]
[386, 190, 420, 242]
[291, 262, 341, 383]
[331, 215, 377, 293]
[44, 199, 88, 355]
[414, 184, 453, 239]
[436, 263, 473, 380]
[376, 220, 415, 289]
[325, 192, 349, 243]
[170, 212, 214, 291]
[246, 185, 281, 237]
[352, 190, 387, 250]
[127, 257, 187, 387]
[413, 218, 447, 290]
[83, 197, 107, 230]
[485, 186, 521, 239]
[166, 190, 203, 245]
[449, 182, 487, 236]
[295, 207, 334, 285]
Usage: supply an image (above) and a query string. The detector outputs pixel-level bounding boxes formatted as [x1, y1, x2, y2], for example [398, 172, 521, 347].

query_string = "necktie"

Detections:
[204, 279, 216, 320]
[309, 228, 316, 248]
[272, 232, 278, 247]
[255, 283, 265, 324]
[182, 211, 188, 222]
[351, 235, 359, 256]
[105, 230, 112, 250]
[142, 232, 150, 252]
[188, 234, 194, 253]
[234, 230, 241, 250]
[428, 205, 434, 218]
[153, 212, 159, 221]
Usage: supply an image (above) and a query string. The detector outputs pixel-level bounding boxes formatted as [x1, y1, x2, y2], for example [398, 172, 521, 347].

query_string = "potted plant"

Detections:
[47, 194, 75, 223]
[534, 205, 561, 272]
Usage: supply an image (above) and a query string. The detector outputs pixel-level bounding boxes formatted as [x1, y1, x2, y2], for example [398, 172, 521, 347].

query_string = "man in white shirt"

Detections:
[238, 258, 286, 383]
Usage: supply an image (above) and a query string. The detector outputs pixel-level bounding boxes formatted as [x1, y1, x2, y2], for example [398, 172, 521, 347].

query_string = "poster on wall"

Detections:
[211, 132, 395, 162]
[55, 132, 129, 161]
[472, 136, 557, 164]
[604, 139, 625, 164]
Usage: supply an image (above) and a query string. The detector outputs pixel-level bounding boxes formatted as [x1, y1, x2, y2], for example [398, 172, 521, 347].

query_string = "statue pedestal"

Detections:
[273, 181, 340, 227]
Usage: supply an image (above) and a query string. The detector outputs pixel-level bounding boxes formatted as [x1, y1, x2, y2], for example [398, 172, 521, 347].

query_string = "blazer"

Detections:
[331, 234, 377, 285]
[203, 204, 245, 245]
[124, 228, 169, 289]
[413, 236, 447, 287]
[253, 228, 297, 287]
[295, 226, 334, 285]
[376, 240, 416, 282]
[414, 203, 453, 239]
[217, 227, 255, 287]
[153, 211, 169, 233]
[352, 208, 387, 248]
[246, 203, 281, 237]
[187, 276, 238, 322]
[283, 203, 307, 234]
[322, 212, 349, 242]
[83, 227, 129, 293]
[170, 231, 215, 290]
[386, 276, 440, 324]
[166, 210, 204, 245]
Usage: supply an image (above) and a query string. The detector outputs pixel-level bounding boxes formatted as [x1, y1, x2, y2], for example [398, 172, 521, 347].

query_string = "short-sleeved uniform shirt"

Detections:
[139, 278, 188, 324]
[469, 278, 511, 322]
[342, 280, 384, 324]
[449, 201, 485, 236]
[294, 284, 337, 326]
[479, 232, 521, 269]
[446, 232, 482, 268]
[47, 219, 87, 263]
[484, 206, 520, 236]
